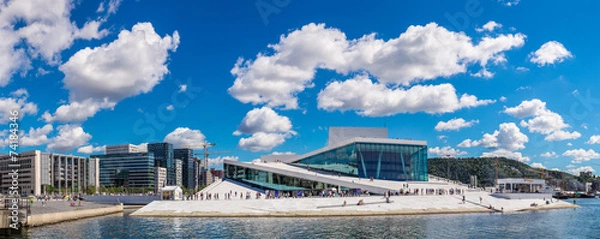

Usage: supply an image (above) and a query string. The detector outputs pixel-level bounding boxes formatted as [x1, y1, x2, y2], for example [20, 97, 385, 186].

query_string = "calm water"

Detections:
[9, 199, 599, 238]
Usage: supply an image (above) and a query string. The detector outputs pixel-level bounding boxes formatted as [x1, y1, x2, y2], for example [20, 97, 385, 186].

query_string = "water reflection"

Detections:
[18, 199, 599, 239]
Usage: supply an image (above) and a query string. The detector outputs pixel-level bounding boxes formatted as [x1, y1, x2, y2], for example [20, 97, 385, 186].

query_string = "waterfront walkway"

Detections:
[132, 190, 578, 217]
[29, 200, 115, 215]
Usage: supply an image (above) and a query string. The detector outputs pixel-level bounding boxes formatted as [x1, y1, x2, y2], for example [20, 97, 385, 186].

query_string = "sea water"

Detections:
[17, 199, 599, 239]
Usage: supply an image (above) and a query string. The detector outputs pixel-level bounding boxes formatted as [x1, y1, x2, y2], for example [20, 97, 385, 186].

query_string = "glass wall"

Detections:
[224, 163, 342, 192]
[292, 142, 428, 181]
[95, 153, 156, 189]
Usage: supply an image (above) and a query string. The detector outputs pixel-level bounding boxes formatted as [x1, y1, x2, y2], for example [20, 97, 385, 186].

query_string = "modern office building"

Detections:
[175, 159, 183, 187]
[199, 169, 213, 187]
[224, 127, 427, 194]
[0, 150, 98, 196]
[105, 144, 139, 154]
[148, 143, 175, 186]
[155, 167, 167, 192]
[92, 151, 156, 191]
[174, 148, 197, 190]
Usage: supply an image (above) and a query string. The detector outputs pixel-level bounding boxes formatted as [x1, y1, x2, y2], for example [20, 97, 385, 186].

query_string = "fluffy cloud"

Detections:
[19, 124, 53, 147]
[476, 21, 502, 32]
[234, 107, 296, 152]
[567, 166, 595, 176]
[504, 99, 580, 141]
[587, 135, 600, 144]
[544, 130, 581, 141]
[481, 149, 530, 162]
[435, 118, 479, 131]
[207, 156, 238, 167]
[563, 149, 600, 164]
[531, 162, 546, 169]
[529, 41, 572, 66]
[229, 22, 525, 109]
[317, 75, 494, 116]
[0, 89, 38, 123]
[458, 122, 528, 151]
[46, 125, 92, 153]
[238, 132, 291, 152]
[44, 22, 179, 123]
[77, 145, 105, 154]
[428, 146, 467, 157]
[164, 127, 206, 149]
[234, 107, 293, 135]
[0, 0, 108, 86]
[540, 151, 558, 158]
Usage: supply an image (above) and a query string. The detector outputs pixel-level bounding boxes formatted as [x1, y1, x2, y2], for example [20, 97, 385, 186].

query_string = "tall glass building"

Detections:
[148, 143, 175, 185]
[93, 152, 156, 190]
[174, 148, 197, 190]
[224, 127, 428, 195]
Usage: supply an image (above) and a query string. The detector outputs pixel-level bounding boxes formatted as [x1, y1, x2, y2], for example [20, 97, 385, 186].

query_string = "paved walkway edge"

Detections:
[27, 204, 124, 227]
[130, 204, 579, 217]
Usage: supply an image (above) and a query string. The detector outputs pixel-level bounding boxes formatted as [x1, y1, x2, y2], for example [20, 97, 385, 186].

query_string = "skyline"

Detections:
[1, 0, 599, 175]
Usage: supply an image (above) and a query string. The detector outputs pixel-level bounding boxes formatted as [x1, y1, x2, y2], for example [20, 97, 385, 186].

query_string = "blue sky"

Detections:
[1, 0, 599, 174]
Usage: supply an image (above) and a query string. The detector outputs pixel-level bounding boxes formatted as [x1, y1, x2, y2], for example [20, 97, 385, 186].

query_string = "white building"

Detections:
[175, 159, 183, 187]
[105, 144, 140, 155]
[0, 150, 98, 196]
[155, 167, 167, 192]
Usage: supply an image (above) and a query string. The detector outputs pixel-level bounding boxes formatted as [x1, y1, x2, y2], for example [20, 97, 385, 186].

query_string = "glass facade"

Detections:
[148, 143, 175, 185]
[94, 152, 156, 189]
[174, 148, 197, 189]
[292, 142, 427, 181]
[224, 163, 345, 192]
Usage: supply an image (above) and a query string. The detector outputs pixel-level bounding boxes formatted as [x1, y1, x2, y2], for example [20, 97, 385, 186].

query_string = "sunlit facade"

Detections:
[224, 127, 428, 193]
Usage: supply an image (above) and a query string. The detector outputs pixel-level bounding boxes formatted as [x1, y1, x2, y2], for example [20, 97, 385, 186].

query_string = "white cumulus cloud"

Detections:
[587, 135, 600, 144]
[164, 127, 206, 149]
[529, 41, 573, 66]
[504, 99, 580, 141]
[476, 21, 503, 32]
[44, 22, 180, 123]
[46, 124, 92, 153]
[234, 107, 296, 152]
[77, 145, 105, 154]
[531, 162, 546, 169]
[428, 146, 467, 158]
[563, 149, 600, 164]
[567, 166, 595, 176]
[0, 89, 38, 123]
[540, 151, 557, 158]
[19, 124, 53, 147]
[207, 156, 238, 167]
[317, 75, 494, 116]
[458, 122, 528, 151]
[481, 149, 530, 162]
[0, 0, 108, 86]
[229, 22, 525, 110]
[435, 118, 479, 131]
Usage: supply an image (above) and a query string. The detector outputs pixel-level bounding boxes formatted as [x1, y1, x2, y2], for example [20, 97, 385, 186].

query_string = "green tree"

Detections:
[86, 185, 97, 195]
[45, 185, 55, 194]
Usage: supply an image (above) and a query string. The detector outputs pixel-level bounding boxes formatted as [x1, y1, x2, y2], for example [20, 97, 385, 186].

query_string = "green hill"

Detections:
[427, 157, 579, 187]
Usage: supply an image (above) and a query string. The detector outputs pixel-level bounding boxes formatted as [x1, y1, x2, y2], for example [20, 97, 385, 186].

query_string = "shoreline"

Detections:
[27, 204, 124, 227]
[131, 194, 581, 218]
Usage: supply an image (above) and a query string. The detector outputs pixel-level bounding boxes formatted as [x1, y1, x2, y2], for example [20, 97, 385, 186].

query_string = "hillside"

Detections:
[427, 157, 579, 187]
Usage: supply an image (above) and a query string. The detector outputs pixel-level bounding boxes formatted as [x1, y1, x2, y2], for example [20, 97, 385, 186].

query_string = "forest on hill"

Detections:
[427, 157, 580, 188]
